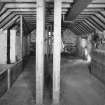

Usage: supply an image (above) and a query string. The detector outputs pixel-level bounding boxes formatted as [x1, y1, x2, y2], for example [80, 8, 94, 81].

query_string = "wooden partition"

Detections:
[8, 60, 23, 88]
[90, 49, 105, 83]
[0, 60, 23, 97]
[0, 69, 8, 97]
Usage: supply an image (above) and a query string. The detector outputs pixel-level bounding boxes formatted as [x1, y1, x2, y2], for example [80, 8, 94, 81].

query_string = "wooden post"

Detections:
[53, 0, 62, 104]
[36, 0, 45, 104]
[7, 69, 11, 90]
[47, 25, 50, 57]
[7, 29, 10, 64]
[20, 15, 23, 60]
[10, 29, 16, 63]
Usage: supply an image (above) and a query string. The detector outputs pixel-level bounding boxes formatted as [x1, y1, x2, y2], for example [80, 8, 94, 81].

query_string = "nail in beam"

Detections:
[53, 0, 62, 104]
[36, 0, 45, 104]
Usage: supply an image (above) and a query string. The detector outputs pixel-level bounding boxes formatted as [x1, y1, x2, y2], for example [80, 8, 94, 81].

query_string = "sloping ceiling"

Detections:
[0, 0, 73, 35]
[0, 0, 105, 36]
[69, 0, 105, 35]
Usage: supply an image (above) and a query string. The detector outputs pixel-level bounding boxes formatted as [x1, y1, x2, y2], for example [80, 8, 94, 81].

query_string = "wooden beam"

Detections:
[36, 0, 45, 104]
[83, 8, 103, 12]
[3, 3, 36, 9]
[77, 23, 86, 33]
[0, 0, 73, 3]
[0, 7, 7, 16]
[83, 20, 95, 30]
[92, 0, 105, 3]
[82, 20, 94, 31]
[73, 26, 81, 34]
[9, 8, 36, 12]
[0, 11, 12, 22]
[0, 13, 16, 29]
[92, 14, 105, 29]
[84, 19, 98, 31]
[80, 22, 90, 33]
[0, 0, 37, 2]
[74, 26, 82, 35]
[20, 15, 23, 59]
[80, 11, 95, 15]
[10, 29, 16, 63]
[62, 0, 74, 3]
[62, 3, 71, 8]
[80, 23, 89, 33]
[78, 13, 105, 30]
[85, 18, 101, 31]
[66, 0, 92, 21]
[2, 16, 19, 30]
[87, 4, 105, 8]
[7, 29, 10, 64]
[53, 0, 61, 104]
[89, 16, 104, 30]
[76, 24, 85, 34]
[14, 11, 36, 15]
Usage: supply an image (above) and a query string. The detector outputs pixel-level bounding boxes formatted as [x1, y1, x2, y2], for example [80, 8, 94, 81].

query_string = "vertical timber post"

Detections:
[36, 0, 45, 104]
[53, 0, 62, 105]
[20, 15, 23, 60]
[7, 29, 10, 64]
[7, 69, 11, 90]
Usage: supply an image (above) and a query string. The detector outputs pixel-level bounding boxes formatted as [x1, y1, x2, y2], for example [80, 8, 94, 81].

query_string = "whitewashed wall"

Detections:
[0, 30, 7, 64]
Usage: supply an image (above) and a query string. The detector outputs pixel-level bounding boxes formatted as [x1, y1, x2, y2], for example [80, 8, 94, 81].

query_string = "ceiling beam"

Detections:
[73, 26, 81, 35]
[87, 3, 105, 8]
[8, 8, 36, 12]
[92, 0, 105, 3]
[0, 0, 73, 2]
[83, 8, 103, 12]
[76, 24, 85, 34]
[62, 0, 74, 3]
[82, 20, 95, 31]
[77, 13, 105, 30]
[78, 23, 88, 33]
[84, 19, 100, 31]
[89, 16, 104, 30]
[66, 0, 92, 21]
[80, 22, 92, 32]
[0, 10, 11, 22]
[75, 19, 93, 32]
[62, 3, 71, 8]
[0, 0, 37, 2]
[14, 11, 36, 15]
[0, 13, 16, 29]
[2, 15, 19, 30]
[86, 18, 102, 31]
[75, 26, 83, 35]
[4, 3, 36, 8]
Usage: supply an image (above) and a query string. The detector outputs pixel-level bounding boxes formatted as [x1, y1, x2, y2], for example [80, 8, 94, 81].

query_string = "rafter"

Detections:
[2, 16, 19, 30]
[0, 13, 16, 29]
[84, 19, 100, 31]
[87, 3, 105, 8]
[0, 0, 74, 3]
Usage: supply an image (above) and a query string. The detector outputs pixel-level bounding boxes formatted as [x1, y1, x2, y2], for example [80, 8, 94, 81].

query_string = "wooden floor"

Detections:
[0, 55, 105, 105]
[60, 56, 105, 105]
